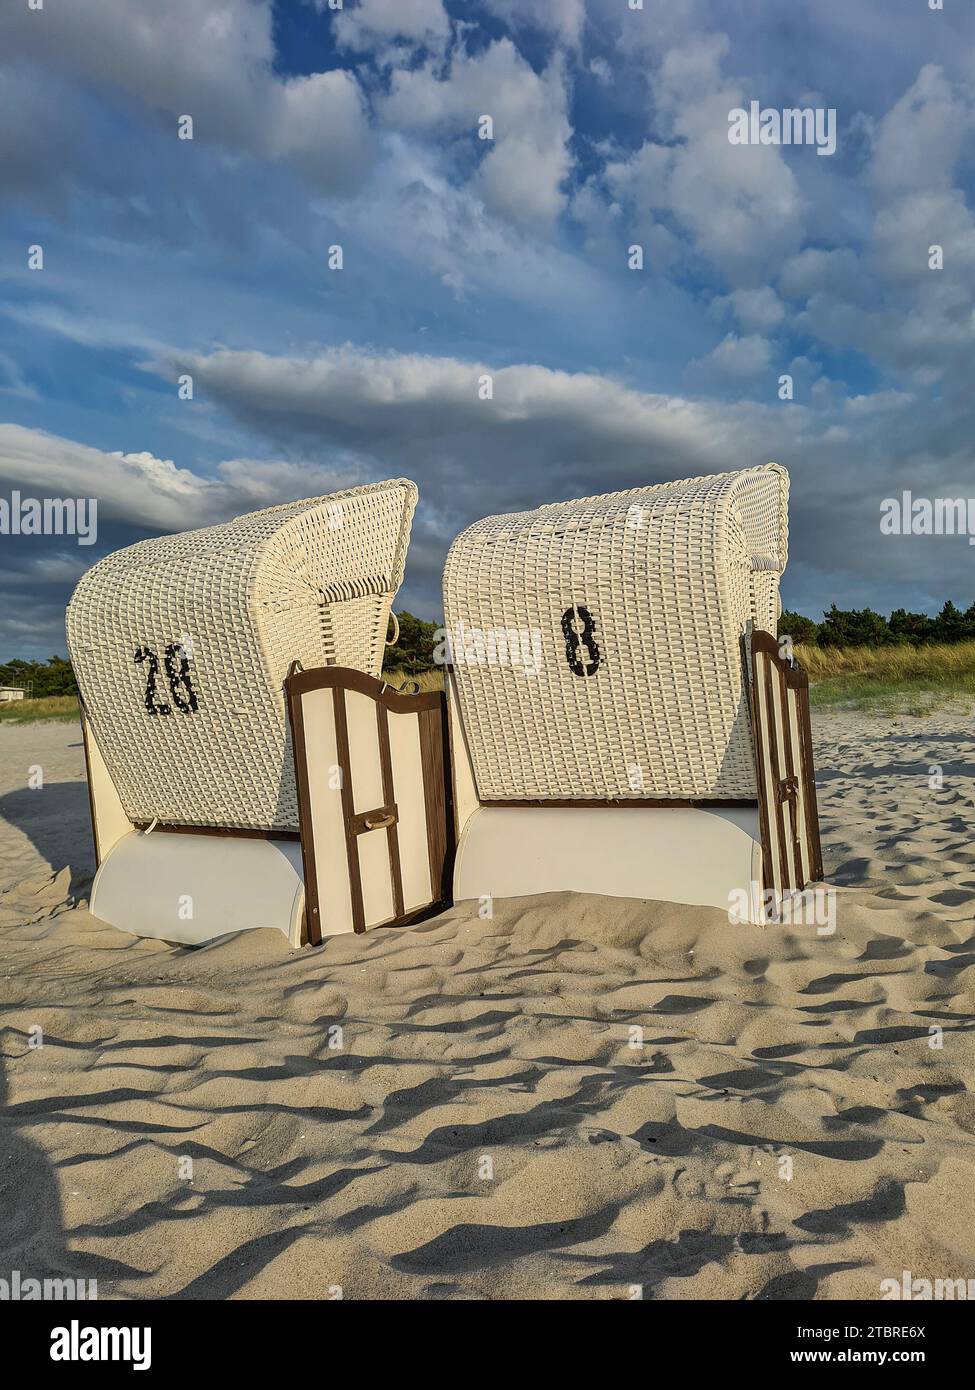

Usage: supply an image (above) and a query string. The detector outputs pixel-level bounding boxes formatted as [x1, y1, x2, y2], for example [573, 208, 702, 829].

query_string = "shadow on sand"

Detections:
[0, 780, 95, 889]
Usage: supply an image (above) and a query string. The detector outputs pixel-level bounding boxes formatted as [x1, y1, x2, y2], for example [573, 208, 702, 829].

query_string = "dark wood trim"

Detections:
[418, 705, 449, 903]
[78, 698, 102, 871]
[376, 703, 405, 918]
[349, 803, 399, 836]
[480, 797, 758, 810]
[131, 821, 301, 841]
[285, 676, 319, 946]
[383, 899, 447, 930]
[342, 897, 448, 934]
[437, 689, 456, 904]
[286, 663, 443, 714]
[332, 685, 366, 934]
[751, 630, 811, 690]
[796, 682, 825, 881]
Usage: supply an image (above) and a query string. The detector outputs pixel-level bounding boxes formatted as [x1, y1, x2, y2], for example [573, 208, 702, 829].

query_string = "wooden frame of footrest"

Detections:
[285, 666, 454, 945]
[749, 630, 824, 902]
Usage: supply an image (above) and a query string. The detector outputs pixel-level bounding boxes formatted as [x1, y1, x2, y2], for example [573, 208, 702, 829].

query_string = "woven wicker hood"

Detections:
[67, 480, 417, 832]
[442, 465, 788, 802]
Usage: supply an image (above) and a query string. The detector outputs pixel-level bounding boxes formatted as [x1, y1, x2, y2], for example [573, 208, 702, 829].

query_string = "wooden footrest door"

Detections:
[749, 631, 824, 901]
[286, 667, 452, 944]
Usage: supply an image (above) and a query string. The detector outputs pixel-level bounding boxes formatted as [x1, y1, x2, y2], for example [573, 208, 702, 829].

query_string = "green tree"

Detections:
[778, 610, 820, 645]
[0, 655, 78, 697]
[816, 604, 893, 647]
[382, 610, 441, 674]
[888, 608, 935, 644]
[929, 600, 975, 644]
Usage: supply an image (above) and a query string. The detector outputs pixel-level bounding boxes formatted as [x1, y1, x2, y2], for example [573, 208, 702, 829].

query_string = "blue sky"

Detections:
[2, 0, 975, 658]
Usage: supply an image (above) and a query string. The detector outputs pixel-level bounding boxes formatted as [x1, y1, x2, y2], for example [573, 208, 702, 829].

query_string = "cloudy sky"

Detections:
[2, 0, 974, 659]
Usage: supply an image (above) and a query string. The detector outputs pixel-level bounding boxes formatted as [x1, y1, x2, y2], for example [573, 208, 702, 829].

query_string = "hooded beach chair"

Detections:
[68, 481, 455, 945]
[442, 464, 823, 923]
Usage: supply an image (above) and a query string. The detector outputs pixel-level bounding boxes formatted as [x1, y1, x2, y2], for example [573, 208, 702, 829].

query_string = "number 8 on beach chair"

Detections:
[442, 464, 824, 924]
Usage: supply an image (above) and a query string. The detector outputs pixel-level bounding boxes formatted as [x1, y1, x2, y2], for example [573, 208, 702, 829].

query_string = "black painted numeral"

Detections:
[134, 642, 198, 715]
[164, 642, 198, 713]
[561, 605, 601, 677]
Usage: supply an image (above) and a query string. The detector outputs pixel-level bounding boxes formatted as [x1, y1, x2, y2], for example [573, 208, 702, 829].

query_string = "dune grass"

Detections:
[0, 695, 80, 724]
[2, 648, 966, 726]
[382, 667, 444, 693]
[383, 651, 975, 715]
[0, 679, 446, 727]
[799, 641, 975, 714]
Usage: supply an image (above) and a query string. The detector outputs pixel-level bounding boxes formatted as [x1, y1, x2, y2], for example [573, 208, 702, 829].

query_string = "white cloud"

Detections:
[6, 323, 975, 646]
[135, 348, 799, 603]
[0, 425, 228, 530]
[150, 342, 830, 527]
[714, 287, 786, 332]
[2, 0, 374, 192]
[772, 65, 975, 380]
[330, 132, 611, 316]
[482, 0, 587, 46]
[380, 39, 573, 232]
[268, 68, 373, 189]
[602, 34, 803, 282]
[0, 352, 38, 402]
[18, 552, 93, 585]
[871, 65, 973, 195]
[0, 424, 381, 532]
[141, 341, 975, 623]
[779, 247, 864, 301]
[695, 333, 774, 378]
[843, 390, 915, 416]
[873, 189, 975, 283]
[333, 0, 450, 47]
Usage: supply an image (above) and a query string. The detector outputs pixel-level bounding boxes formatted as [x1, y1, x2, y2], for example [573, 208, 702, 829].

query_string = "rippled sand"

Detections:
[1, 712, 974, 1299]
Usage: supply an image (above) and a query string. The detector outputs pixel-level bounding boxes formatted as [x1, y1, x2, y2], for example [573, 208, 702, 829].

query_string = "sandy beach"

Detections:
[1, 711, 974, 1300]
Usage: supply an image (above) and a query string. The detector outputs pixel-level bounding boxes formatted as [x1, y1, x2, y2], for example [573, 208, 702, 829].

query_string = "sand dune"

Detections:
[1, 712, 974, 1299]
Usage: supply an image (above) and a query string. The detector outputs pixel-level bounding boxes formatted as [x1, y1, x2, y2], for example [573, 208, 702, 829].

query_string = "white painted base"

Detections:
[90, 830, 306, 946]
[453, 805, 765, 923]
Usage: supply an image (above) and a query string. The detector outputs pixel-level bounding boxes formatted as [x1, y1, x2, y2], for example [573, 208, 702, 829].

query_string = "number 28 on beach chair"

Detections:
[67, 481, 454, 945]
[442, 464, 824, 924]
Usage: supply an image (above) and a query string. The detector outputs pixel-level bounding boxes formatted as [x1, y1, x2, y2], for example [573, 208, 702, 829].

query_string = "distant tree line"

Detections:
[5, 604, 972, 693]
[0, 617, 442, 696]
[780, 601, 975, 648]
[0, 655, 78, 697]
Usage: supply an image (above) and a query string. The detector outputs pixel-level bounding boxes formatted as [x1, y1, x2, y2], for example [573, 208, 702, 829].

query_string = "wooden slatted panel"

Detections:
[377, 704, 406, 919]
[795, 664, 825, 884]
[750, 632, 824, 912]
[386, 706, 433, 913]
[286, 665, 453, 941]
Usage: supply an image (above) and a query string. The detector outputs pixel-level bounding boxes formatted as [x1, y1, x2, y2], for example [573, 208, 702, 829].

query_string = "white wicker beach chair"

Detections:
[442, 464, 823, 922]
[68, 482, 416, 833]
[68, 482, 459, 945]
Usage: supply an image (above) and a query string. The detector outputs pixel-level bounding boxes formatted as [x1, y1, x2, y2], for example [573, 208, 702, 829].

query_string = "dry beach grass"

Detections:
[1, 713, 974, 1299]
[799, 641, 975, 713]
[0, 695, 78, 725]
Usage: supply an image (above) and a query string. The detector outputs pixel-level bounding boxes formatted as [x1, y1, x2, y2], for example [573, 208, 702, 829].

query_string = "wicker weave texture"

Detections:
[442, 465, 788, 801]
[67, 481, 417, 831]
